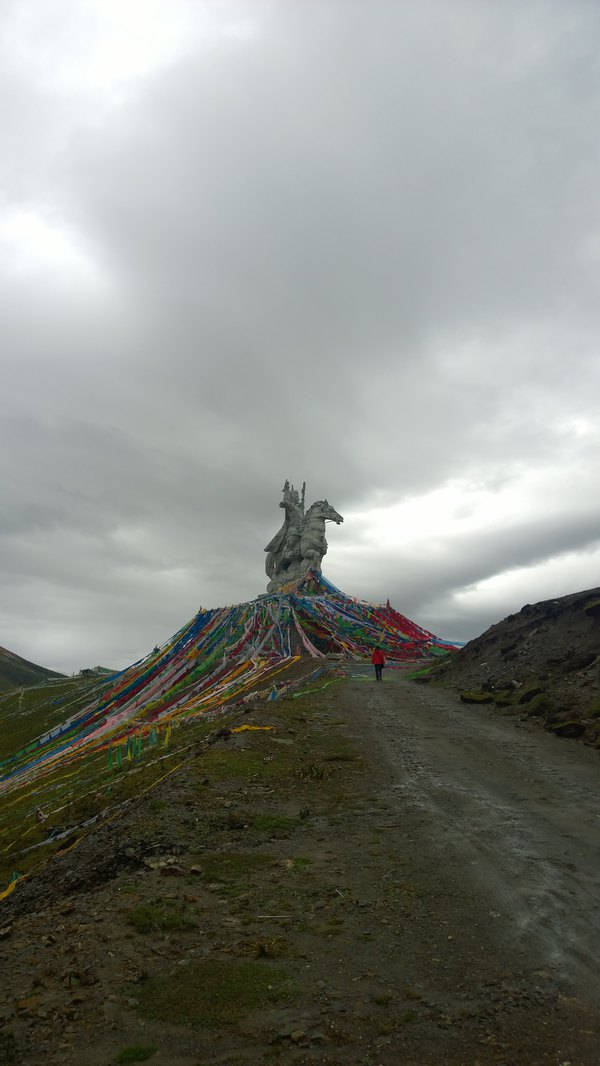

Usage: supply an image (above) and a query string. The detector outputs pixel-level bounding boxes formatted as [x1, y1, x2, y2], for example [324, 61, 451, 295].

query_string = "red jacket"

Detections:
[371, 649, 385, 665]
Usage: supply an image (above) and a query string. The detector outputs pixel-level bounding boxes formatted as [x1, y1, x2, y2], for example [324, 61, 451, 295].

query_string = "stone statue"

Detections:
[265, 481, 343, 592]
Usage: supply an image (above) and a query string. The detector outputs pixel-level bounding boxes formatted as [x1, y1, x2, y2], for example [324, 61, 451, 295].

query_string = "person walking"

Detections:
[371, 645, 385, 682]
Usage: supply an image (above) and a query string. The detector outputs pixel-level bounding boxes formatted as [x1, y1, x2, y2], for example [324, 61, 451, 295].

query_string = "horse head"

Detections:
[307, 500, 344, 525]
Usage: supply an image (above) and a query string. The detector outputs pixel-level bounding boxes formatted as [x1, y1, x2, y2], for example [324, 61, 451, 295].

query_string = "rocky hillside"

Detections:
[0, 645, 65, 691]
[422, 587, 600, 745]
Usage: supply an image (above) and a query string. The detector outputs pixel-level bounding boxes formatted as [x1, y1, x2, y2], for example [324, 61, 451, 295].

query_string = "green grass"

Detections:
[311, 922, 344, 937]
[289, 856, 311, 870]
[237, 935, 291, 958]
[403, 666, 432, 680]
[0, 1028, 18, 1064]
[199, 851, 275, 884]
[137, 959, 290, 1027]
[520, 692, 555, 715]
[459, 691, 495, 704]
[0, 677, 101, 761]
[252, 814, 300, 834]
[0, 691, 218, 892]
[196, 748, 293, 784]
[298, 762, 327, 781]
[126, 899, 197, 934]
[373, 993, 394, 1006]
[115, 1047, 157, 1064]
[322, 750, 355, 762]
[0, 668, 359, 902]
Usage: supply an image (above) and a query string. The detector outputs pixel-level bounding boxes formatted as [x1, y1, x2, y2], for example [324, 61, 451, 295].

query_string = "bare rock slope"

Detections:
[423, 586, 600, 744]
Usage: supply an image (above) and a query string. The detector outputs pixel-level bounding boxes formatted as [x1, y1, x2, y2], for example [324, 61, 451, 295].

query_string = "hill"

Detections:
[0, 645, 65, 691]
[0, 571, 452, 897]
[421, 586, 600, 743]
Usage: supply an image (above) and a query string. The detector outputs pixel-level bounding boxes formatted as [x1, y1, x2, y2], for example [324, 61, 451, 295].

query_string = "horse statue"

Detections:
[265, 482, 343, 592]
[299, 500, 343, 573]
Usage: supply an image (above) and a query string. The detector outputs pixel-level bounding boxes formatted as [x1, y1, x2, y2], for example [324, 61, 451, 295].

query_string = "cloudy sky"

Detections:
[1, 0, 599, 674]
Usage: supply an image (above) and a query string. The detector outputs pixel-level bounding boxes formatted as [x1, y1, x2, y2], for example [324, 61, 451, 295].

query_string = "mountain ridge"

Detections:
[0, 645, 66, 692]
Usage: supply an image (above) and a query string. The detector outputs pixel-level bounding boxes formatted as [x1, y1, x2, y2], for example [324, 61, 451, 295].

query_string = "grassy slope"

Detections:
[0, 661, 319, 893]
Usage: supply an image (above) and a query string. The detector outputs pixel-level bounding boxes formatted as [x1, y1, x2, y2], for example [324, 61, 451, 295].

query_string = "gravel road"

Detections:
[357, 668, 600, 1001]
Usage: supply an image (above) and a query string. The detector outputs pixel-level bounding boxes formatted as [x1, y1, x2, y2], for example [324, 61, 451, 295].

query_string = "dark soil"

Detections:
[1, 667, 599, 1065]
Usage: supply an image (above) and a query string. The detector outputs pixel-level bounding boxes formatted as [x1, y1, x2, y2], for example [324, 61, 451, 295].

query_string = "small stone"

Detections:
[16, 996, 39, 1013]
[160, 864, 185, 877]
[311, 1031, 329, 1044]
[405, 988, 423, 1000]
[0, 925, 13, 939]
[330, 1001, 348, 1013]
[290, 1030, 305, 1042]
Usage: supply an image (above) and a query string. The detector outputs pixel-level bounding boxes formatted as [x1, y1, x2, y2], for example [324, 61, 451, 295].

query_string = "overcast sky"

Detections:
[1, 0, 599, 674]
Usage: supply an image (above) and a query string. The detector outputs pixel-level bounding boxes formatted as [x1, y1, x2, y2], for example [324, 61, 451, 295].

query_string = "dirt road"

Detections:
[360, 669, 600, 999]
[2, 666, 600, 1065]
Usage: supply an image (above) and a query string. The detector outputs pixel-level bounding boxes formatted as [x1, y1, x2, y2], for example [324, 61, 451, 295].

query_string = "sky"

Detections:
[1, 0, 599, 675]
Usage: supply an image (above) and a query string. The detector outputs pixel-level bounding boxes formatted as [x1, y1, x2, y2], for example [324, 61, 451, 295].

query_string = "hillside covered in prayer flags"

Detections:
[0, 572, 455, 898]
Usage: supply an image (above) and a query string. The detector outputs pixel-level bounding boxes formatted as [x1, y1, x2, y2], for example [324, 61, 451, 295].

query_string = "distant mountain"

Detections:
[0, 646, 66, 691]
